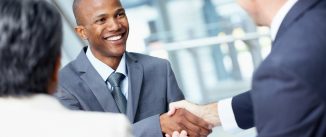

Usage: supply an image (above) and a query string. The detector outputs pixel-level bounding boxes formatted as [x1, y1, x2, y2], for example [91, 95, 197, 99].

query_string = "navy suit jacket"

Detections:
[232, 0, 326, 136]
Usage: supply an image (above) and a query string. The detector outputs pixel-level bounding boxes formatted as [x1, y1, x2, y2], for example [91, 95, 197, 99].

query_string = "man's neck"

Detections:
[270, 0, 298, 40]
[89, 48, 122, 70]
[266, 1, 288, 26]
[101, 57, 121, 70]
[86, 47, 127, 81]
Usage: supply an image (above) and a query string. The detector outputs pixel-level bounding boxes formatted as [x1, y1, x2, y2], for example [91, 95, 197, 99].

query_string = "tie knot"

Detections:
[107, 72, 125, 87]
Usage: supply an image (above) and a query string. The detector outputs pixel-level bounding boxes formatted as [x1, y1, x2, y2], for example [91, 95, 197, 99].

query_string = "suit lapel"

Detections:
[126, 53, 143, 122]
[275, 0, 321, 42]
[74, 47, 119, 112]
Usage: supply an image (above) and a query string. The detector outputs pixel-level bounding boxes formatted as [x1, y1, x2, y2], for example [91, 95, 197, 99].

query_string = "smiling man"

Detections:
[54, 0, 212, 137]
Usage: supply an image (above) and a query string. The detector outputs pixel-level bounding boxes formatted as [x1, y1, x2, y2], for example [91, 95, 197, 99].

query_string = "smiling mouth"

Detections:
[104, 33, 125, 41]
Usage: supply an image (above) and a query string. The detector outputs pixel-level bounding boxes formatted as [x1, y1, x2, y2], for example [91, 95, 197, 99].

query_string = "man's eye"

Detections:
[117, 12, 125, 17]
[96, 18, 106, 24]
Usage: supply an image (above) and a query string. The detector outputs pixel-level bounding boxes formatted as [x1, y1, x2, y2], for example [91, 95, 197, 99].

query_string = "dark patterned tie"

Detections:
[107, 72, 127, 114]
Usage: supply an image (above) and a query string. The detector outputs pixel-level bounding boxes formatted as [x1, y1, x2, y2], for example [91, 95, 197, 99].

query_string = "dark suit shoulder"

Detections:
[314, 0, 326, 11]
[260, 9, 326, 90]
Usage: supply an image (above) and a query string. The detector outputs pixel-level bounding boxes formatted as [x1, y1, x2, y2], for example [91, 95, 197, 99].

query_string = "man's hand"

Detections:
[168, 100, 221, 127]
[160, 108, 212, 137]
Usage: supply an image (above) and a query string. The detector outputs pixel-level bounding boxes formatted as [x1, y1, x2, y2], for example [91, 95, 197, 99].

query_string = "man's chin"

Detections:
[253, 17, 270, 27]
[109, 50, 126, 57]
[255, 21, 267, 27]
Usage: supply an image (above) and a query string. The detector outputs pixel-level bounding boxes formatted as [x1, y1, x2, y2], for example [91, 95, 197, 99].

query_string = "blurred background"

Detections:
[50, 0, 272, 136]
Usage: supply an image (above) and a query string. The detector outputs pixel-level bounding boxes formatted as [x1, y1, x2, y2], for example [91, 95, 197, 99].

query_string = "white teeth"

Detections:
[106, 35, 122, 41]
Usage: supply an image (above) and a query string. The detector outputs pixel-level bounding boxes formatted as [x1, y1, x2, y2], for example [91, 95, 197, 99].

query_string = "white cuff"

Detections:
[218, 98, 244, 133]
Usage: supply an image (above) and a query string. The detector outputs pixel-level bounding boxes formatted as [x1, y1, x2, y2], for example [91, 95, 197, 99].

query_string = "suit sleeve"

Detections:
[166, 61, 185, 102]
[231, 91, 254, 129]
[218, 98, 246, 133]
[131, 60, 184, 137]
[132, 114, 163, 137]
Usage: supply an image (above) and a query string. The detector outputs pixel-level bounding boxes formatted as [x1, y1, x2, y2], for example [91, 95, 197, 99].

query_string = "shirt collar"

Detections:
[86, 47, 127, 81]
[270, 0, 298, 41]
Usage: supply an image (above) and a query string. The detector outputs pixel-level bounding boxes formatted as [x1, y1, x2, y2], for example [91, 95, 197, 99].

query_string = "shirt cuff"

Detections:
[218, 98, 244, 133]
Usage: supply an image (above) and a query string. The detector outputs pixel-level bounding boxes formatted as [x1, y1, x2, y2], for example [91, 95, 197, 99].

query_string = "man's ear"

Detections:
[75, 25, 88, 40]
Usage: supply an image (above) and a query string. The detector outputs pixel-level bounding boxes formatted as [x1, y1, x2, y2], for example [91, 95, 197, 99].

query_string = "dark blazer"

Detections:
[55, 47, 184, 137]
[232, 0, 326, 136]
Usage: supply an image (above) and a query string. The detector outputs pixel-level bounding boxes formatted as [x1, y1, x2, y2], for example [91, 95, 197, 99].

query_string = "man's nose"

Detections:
[106, 19, 120, 32]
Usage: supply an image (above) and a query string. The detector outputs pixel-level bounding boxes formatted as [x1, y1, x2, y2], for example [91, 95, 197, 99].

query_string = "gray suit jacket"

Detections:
[55, 47, 184, 137]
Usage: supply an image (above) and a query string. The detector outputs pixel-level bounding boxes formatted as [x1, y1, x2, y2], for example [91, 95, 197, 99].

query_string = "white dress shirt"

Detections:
[86, 48, 129, 100]
[218, 0, 298, 133]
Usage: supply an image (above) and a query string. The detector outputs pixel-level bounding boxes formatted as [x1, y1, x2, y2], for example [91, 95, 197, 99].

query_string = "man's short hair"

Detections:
[0, 0, 62, 96]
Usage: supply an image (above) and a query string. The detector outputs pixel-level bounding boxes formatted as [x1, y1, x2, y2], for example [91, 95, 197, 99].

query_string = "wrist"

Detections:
[203, 103, 220, 126]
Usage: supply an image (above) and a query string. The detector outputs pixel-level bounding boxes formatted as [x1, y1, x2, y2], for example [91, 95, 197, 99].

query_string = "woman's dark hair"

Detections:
[0, 0, 62, 96]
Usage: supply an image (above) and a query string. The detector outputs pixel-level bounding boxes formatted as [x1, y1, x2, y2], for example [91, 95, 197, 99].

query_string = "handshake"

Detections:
[163, 100, 220, 137]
